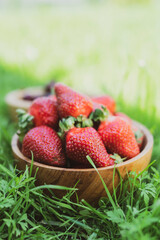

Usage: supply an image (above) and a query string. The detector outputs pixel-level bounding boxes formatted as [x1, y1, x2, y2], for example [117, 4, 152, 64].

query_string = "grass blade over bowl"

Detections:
[86, 155, 116, 209]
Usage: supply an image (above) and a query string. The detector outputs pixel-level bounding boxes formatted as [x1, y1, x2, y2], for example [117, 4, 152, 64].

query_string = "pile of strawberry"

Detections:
[17, 83, 144, 168]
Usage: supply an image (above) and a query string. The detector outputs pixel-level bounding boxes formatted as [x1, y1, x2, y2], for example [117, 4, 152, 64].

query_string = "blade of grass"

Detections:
[86, 156, 116, 209]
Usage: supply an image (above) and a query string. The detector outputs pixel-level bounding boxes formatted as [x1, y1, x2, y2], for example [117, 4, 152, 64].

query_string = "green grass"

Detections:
[1, 1, 160, 239]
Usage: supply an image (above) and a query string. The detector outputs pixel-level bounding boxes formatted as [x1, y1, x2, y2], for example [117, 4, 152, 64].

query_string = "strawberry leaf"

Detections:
[110, 153, 126, 164]
[89, 106, 109, 122]
[16, 109, 34, 142]
[58, 116, 76, 138]
[75, 115, 93, 128]
[58, 115, 93, 138]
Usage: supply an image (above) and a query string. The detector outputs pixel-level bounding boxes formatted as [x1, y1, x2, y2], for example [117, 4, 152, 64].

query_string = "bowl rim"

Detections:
[5, 86, 45, 108]
[11, 120, 153, 172]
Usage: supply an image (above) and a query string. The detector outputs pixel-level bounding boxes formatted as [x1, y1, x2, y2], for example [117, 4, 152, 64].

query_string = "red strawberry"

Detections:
[65, 127, 113, 167]
[22, 126, 66, 166]
[48, 95, 57, 101]
[98, 116, 140, 159]
[54, 83, 93, 119]
[29, 96, 59, 129]
[92, 95, 116, 114]
[114, 112, 132, 125]
[132, 126, 144, 150]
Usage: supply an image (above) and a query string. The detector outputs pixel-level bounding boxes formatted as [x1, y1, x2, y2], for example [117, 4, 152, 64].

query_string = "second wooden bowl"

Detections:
[5, 87, 45, 121]
[11, 121, 153, 203]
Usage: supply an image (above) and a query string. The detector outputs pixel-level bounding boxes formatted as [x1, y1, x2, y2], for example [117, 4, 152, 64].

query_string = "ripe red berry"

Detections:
[114, 112, 132, 125]
[54, 83, 93, 119]
[65, 127, 113, 167]
[29, 96, 59, 129]
[132, 126, 144, 150]
[22, 126, 66, 166]
[98, 116, 140, 159]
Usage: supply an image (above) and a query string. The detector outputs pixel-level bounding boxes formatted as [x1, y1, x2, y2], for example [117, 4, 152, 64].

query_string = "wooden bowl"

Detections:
[11, 121, 153, 203]
[5, 87, 44, 121]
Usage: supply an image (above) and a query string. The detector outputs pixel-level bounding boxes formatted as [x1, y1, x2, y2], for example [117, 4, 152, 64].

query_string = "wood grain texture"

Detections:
[5, 87, 44, 121]
[11, 121, 153, 203]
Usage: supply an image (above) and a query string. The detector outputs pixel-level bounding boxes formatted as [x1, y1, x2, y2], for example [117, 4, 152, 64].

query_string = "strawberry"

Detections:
[114, 112, 132, 125]
[29, 96, 59, 129]
[48, 95, 57, 101]
[98, 116, 140, 159]
[132, 126, 144, 150]
[114, 113, 144, 150]
[22, 126, 66, 166]
[92, 95, 116, 114]
[54, 83, 93, 119]
[65, 127, 113, 167]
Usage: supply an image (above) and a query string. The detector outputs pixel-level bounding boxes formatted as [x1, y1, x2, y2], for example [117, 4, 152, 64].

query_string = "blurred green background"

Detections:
[1, 0, 160, 117]
[1, 1, 160, 239]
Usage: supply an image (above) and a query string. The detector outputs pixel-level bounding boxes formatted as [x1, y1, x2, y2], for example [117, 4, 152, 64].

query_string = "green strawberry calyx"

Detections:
[89, 106, 109, 122]
[75, 115, 93, 128]
[16, 109, 34, 143]
[58, 115, 93, 139]
[110, 153, 126, 164]
[59, 115, 75, 129]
